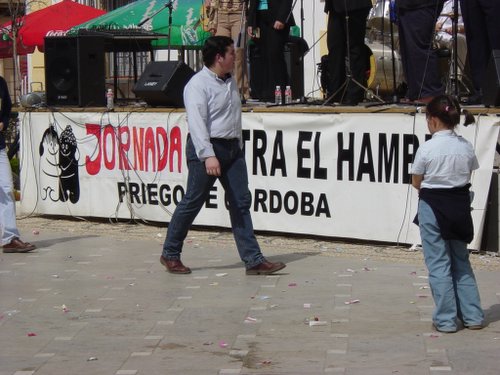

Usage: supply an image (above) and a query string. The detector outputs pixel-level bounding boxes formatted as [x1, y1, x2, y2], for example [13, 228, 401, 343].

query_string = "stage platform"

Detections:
[18, 102, 500, 115]
[16, 104, 500, 250]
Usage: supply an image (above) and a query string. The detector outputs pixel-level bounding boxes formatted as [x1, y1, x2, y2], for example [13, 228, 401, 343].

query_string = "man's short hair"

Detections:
[202, 36, 234, 67]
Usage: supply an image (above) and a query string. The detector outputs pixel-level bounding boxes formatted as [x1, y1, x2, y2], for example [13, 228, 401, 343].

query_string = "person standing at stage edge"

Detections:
[160, 36, 286, 276]
[323, 0, 373, 106]
[205, 0, 250, 99]
[396, 0, 445, 103]
[0, 75, 36, 253]
[459, 0, 500, 105]
[411, 95, 484, 333]
[247, 0, 295, 103]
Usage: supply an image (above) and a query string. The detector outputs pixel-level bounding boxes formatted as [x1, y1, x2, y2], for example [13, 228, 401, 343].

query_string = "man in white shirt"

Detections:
[160, 36, 286, 275]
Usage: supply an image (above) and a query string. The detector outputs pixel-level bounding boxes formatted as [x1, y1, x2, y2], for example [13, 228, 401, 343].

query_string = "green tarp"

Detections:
[69, 0, 210, 48]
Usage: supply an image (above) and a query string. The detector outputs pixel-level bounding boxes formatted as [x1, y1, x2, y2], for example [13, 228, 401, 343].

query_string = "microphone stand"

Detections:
[451, 0, 459, 97]
[138, 0, 174, 60]
[389, 0, 399, 103]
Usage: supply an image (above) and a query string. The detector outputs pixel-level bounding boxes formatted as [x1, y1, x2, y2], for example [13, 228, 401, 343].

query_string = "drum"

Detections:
[366, 42, 404, 94]
[368, 0, 396, 33]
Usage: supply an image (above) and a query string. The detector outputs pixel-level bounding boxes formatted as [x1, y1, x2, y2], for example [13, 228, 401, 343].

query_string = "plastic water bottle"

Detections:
[106, 88, 114, 110]
[274, 85, 282, 105]
[285, 85, 292, 104]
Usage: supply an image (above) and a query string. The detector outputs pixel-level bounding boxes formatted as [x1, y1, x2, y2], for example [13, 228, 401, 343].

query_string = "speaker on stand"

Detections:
[45, 36, 106, 107]
[132, 61, 195, 107]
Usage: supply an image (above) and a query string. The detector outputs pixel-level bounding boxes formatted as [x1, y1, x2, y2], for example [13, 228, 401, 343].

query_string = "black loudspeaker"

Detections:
[249, 37, 307, 100]
[132, 61, 195, 107]
[45, 36, 106, 107]
[483, 50, 500, 107]
[284, 37, 307, 100]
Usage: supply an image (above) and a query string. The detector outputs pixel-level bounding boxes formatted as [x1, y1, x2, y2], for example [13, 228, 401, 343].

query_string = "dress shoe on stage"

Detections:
[246, 260, 286, 275]
[341, 99, 361, 106]
[2, 238, 36, 253]
[160, 256, 191, 274]
[401, 96, 435, 105]
[464, 93, 483, 106]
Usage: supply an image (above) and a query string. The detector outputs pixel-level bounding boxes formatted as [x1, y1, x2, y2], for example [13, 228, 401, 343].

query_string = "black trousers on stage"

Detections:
[326, 7, 371, 105]
[251, 10, 290, 102]
[398, 5, 444, 100]
[460, 0, 500, 96]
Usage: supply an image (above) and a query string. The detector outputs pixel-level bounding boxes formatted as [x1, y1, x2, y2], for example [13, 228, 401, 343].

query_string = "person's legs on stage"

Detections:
[326, 11, 346, 103]
[344, 7, 371, 105]
[398, 6, 444, 102]
[217, 10, 249, 99]
[460, 0, 500, 104]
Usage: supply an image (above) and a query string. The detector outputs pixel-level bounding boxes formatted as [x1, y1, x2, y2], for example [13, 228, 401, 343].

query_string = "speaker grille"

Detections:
[45, 36, 106, 107]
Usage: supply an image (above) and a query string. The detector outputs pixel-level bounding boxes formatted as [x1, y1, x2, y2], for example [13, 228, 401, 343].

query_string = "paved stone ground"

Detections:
[0, 215, 499, 375]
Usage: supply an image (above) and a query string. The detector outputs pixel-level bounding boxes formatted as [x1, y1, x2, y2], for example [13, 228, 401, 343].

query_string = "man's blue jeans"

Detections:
[162, 137, 265, 269]
[418, 200, 484, 331]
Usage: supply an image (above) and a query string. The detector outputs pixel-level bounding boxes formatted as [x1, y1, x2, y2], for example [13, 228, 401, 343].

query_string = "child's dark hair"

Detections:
[202, 36, 234, 67]
[426, 95, 475, 128]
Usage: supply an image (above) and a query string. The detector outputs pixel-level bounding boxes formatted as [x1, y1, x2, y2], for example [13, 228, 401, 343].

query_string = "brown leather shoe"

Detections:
[160, 256, 191, 274]
[2, 238, 36, 253]
[246, 260, 286, 275]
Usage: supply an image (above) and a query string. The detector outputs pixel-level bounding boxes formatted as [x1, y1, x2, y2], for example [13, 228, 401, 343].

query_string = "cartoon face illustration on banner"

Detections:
[39, 123, 60, 201]
[38, 123, 80, 203]
[59, 125, 80, 203]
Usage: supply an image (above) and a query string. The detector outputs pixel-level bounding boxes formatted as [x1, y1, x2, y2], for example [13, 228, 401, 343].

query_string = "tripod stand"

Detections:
[323, 3, 383, 106]
[442, 0, 471, 99]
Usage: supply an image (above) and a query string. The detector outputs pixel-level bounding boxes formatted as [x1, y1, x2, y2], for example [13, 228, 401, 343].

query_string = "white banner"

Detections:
[19, 111, 499, 248]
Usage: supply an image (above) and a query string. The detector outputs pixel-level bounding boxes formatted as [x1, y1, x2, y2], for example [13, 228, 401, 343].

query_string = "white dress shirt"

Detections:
[411, 129, 479, 189]
[183, 66, 242, 161]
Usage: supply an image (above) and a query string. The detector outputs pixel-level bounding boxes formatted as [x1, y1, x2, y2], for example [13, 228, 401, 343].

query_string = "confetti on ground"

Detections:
[344, 299, 360, 305]
[87, 357, 98, 361]
[219, 340, 228, 348]
[303, 303, 311, 308]
[309, 320, 328, 327]
[216, 273, 228, 277]
[27, 332, 37, 337]
[244, 316, 258, 323]
[288, 283, 297, 287]
[32, 229, 40, 235]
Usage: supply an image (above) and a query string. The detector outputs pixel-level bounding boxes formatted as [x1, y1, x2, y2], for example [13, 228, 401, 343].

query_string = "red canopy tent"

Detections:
[0, 0, 106, 58]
